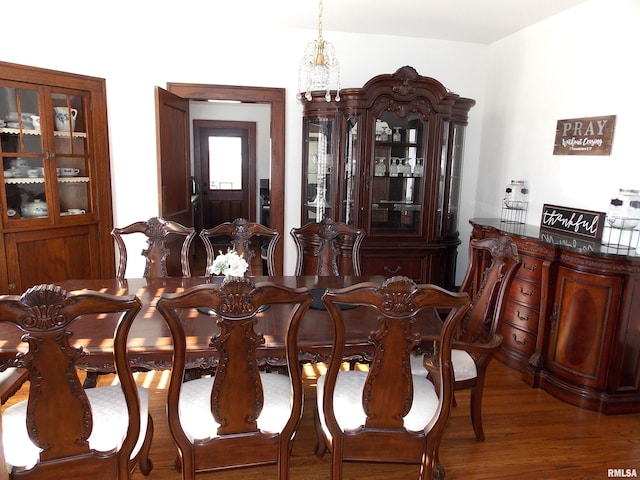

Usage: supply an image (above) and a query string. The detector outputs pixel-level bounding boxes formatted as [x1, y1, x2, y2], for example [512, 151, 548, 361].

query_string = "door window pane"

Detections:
[209, 136, 242, 190]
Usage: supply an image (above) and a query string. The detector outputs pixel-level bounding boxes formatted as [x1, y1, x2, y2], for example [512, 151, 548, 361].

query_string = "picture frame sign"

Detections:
[540, 204, 605, 239]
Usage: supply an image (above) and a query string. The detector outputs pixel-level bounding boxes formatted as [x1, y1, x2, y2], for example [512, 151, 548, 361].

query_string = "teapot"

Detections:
[21, 199, 48, 218]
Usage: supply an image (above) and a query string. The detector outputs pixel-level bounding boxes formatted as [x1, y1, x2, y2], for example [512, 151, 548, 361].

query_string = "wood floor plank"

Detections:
[3, 360, 639, 479]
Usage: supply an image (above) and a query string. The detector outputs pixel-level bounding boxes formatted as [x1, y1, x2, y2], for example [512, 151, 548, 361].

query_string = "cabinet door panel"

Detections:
[548, 268, 622, 388]
[5, 226, 100, 293]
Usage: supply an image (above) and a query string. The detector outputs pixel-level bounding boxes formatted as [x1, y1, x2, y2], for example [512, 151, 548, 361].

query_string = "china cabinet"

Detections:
[470, 218, 640, 414]
[301, 66, 475, 288]
[0, 61, 115, 293]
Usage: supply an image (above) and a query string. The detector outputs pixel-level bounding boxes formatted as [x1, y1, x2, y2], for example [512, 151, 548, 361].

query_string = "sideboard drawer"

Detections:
[501, 324, 536, 358]
[503, 301, 540, 334]
[508, 278, 541, 307]
[516, 254, 544, 282]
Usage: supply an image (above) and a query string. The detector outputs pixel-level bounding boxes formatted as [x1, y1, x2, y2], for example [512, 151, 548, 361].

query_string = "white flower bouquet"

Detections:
[209, 249, 249, 278]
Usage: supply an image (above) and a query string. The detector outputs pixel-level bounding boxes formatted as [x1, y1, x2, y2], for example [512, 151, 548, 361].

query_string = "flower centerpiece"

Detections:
[208, 248, 249, 279]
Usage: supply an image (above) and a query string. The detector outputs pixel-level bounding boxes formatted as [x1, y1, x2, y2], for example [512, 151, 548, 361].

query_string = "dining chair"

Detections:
[411, 235, 521, 441]
[156, 277, 313, 480]
[314, 276, 470, 480]
[291, 218, 366, 276]
[112, 216, 196, 280]
[200, 217, 280, 276]
[0, 284, 154, 479]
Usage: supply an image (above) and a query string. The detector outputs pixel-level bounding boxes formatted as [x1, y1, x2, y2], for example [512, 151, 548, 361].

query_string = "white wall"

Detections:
[477, 0, 640, 235]
[10, 0, 634, 281]
[2, 0, 488, 278]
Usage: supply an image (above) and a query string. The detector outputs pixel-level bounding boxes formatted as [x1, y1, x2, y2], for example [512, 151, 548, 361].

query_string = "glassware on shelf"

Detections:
[392, 128, 401, 142]
[399, 158, 410, 176]
[389, 158, 399, 177]
[413, 158, 424, 177]
[374, 157, 386, 176]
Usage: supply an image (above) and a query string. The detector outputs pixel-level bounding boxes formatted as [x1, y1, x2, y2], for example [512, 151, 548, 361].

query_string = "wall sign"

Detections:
[553, 115, 616, 156]
[540, 204, 605, 239]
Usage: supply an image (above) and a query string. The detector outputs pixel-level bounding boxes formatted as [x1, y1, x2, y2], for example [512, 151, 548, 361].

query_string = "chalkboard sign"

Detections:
[540, 204, 605, 239]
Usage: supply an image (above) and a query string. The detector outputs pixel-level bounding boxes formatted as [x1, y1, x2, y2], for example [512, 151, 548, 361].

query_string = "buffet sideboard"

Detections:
[470, 218, 640, 414]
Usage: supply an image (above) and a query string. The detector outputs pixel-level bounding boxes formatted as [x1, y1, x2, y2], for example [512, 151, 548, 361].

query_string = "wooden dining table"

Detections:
[0, 276, 444, 374]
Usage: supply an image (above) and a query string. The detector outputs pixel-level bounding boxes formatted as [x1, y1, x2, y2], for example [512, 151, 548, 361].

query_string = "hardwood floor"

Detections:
[4, 360, 639, 479]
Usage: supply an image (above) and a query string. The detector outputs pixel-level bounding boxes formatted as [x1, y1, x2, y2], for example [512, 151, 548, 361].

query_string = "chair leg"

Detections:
[469, 381, 486, 441]
[137, 414, 154, 476]
[313, 405, 328, 458]
[83, 371, 99, 388]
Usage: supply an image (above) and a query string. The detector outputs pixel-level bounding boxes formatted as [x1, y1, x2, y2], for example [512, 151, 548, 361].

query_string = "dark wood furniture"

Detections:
[454, 236, 520, 440]
[0, 276, 445, 375]
[200, 217, 280, 276]
[156, 278, 312, 479]
[0, 61, 116, 294]
[0, 284, 153, 479]
[291, 218, 365, 276]
[112, 217, 196, 280]
[300, 66, 475, 288]
[412, 236, 521, 441]
[470, 218, 640, 414]
[314, 276, 470, 480]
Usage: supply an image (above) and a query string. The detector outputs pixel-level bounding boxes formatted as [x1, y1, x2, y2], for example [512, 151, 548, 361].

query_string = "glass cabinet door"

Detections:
[51, 90, 91, 218]
[368, 111, 427, 236]
[0, 83, 91, 222]
[302, 117, 335, 224]
[341, 116, 360, 226]
[0, 84, 47, 220]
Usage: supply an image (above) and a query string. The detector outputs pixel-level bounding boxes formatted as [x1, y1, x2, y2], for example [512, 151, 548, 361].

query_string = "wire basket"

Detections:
[501, 201, 528, 225]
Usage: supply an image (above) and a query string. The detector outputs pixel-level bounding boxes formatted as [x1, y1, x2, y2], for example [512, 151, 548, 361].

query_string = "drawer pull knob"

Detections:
[519, 286, 534, 297]
[512, 334, 528, 346]
[516, 310, 530, 321]
[522, 262, 538, 272]
[383, 265, 402, 275]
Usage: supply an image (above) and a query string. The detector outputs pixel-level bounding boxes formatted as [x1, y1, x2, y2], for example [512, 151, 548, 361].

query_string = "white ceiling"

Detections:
[247, 0, 589, 44]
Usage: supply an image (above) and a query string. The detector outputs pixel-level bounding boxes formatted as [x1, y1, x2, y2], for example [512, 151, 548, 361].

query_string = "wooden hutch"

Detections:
[300, 66, 475, 289]
[0, 61, 115, 293]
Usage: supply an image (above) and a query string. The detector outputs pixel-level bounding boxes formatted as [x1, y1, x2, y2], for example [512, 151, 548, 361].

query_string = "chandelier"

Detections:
[297, 0, 341, 102]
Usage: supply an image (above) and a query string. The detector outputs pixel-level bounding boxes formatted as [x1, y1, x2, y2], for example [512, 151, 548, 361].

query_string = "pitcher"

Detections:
[53, 106, 78, 132]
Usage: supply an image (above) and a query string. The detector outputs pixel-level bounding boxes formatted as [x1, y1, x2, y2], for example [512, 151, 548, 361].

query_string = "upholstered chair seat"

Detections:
[178, 374, 293, 442]
[3, 385, 150, 471]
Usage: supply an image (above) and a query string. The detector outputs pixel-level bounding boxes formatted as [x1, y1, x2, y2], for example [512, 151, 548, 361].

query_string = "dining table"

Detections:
[0, 276, 445, 375]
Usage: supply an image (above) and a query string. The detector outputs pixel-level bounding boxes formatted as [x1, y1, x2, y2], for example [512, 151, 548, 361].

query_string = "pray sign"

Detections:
[553, 115, 616, 156]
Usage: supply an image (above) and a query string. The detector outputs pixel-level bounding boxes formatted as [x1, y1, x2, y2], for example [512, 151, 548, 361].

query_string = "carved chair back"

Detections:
[458, 236, 521, 346]
[316, 276, 470, 479]
[200, 218, 280, 276]
[156, 278, 312, 478]
[112, 216, 196, 280]
[0, 284, 153, 478]
[291, 218, 366, 276]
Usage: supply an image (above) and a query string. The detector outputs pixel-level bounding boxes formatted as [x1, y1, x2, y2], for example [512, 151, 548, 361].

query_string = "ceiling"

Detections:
[246, 0, 589, 44]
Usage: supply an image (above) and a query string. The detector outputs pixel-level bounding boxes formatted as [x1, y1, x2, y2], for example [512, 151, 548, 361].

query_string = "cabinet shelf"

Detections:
[5, 176, 90, 184]
[0, 127, 87, 138]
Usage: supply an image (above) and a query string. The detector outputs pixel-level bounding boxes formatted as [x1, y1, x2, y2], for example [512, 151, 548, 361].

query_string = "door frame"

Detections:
[167, 83, 285, 275]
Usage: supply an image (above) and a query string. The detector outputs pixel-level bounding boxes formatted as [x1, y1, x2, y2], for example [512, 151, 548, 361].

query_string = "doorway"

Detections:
[194, 120, 256, 229]
[165, 83, 285, 275]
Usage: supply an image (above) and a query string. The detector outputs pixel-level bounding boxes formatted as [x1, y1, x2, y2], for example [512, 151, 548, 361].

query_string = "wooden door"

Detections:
[155, 87, 191, 226]
[194, 121, 256, 229]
